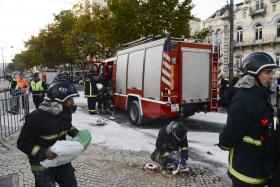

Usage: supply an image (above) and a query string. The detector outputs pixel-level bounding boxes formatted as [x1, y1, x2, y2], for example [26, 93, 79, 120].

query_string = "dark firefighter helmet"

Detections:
[166, 121, 187, 142]
[46, 80, 79, 103]
[241, 52, 278, 75]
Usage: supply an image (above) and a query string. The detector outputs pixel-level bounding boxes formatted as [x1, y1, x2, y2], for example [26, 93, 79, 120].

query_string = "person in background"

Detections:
[16, 72, 28, 93]
[97, 74, 110, 114]
[222, 75, 240, 110]
[29, 73, 48, 109]
[17, 80, 80, 187]
[6, 74, 20, 114]
[151, 121, 189, 172]
[219, 75, 229, 107]
[84, 71, 99, 114]
[16, 72, 29, 110]
[219, 52, 278, 187]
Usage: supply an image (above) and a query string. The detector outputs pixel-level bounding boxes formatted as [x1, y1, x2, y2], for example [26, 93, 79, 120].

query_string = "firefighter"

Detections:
[17, 80, 80, 187]
[29, 73, 48, 109]
[6, 74, 20, 114]
[150, 121, 189, 172]
[219, 52, 278, 187]
[84, 71, 98, 114]
[267, 78, 280, 187]
[97, 74, 110, 114]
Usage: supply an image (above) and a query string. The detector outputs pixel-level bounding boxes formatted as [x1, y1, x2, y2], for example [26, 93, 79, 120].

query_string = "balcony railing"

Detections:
[234, 34, 280, 47]
[249, 3, 267, 16]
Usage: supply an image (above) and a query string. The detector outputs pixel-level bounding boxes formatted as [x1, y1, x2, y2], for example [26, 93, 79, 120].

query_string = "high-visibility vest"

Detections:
[31, 80, 44, 91]
[17, 78, 28, 91]
[8, 80, 19, 90]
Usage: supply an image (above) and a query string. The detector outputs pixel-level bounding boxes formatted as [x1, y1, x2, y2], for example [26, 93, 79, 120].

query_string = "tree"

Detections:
[11, 0, 194, 70]
[192, 27, 212, 40]
[140, 0, 193, 38]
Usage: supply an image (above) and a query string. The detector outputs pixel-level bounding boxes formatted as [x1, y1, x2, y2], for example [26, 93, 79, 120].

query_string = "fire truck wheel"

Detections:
[128, 101, 143, 126]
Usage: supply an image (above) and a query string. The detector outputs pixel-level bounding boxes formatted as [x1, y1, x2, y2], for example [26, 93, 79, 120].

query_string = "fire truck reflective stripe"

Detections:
[31, 145, 41, 156]
[181, 147, 188, 150]
[162, 52, 171, 62]
[141, 97, 169, 104]
[167, 89, 171, 102]
[162, 69, 171, 79]
[40, 130, 68, 140]
[242, 136, 262, 146]
[162, 77, 171, 87]
[228, 148, 270, 184]
[163, 61, 171, 70]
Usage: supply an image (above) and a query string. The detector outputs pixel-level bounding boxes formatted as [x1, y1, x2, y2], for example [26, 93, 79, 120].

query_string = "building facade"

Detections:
[202, 6, 230, 77]
[234, 0, 280, 77]
[203, 0, 280, 78]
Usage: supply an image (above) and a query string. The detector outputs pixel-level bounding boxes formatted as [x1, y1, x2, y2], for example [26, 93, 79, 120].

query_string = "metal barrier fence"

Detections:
[0, 90, 29, 149]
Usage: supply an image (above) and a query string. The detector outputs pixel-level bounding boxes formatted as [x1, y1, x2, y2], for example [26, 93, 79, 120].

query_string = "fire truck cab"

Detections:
[105, 37, 219, 125]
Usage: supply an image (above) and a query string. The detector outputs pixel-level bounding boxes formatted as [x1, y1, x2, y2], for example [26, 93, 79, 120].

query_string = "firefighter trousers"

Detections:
[32, 163, 77, 187]
[87, 96, 97, 113]
[33, 96, 44, 109]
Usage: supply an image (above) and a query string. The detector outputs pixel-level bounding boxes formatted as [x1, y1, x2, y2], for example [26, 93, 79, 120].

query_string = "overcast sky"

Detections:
[0, 0, 242, 64]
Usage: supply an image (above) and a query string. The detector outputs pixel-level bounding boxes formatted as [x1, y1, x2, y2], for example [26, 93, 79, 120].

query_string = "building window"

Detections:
[277, 20, 280, 38]
[236, 27, 243, 42]
[256, 0, 264, 10]
[243, 11, 246, 18]
[255, 23, 262, 41]
[276, 55, 280, 66]
[235, 57, 242, 69]
[273, 4, 276, 12]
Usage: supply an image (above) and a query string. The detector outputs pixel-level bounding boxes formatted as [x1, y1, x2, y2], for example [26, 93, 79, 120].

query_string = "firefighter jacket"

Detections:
[219, 85, 274, 186]
[156, 125, 188, 161]
[29, 79, 47, 96]
[17, 101, 79, 171]
[84, 75, 98, 98]
[265, 107, 280, 187]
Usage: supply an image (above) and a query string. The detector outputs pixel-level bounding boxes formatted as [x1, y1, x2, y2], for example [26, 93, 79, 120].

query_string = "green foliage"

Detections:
[192, 27, 212, 40]
[11, 0, 193, 71]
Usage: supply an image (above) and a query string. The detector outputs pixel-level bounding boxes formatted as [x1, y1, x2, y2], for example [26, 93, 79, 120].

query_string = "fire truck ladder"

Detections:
[122, 35, 162, 48]
[210, 50, 219, 111]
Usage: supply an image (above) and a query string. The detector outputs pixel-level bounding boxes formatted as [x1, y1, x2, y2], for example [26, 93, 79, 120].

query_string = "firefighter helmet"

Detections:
[241, 52, 278, 75]
[167, 121, 187, 142]
[46, 80, 79, 103]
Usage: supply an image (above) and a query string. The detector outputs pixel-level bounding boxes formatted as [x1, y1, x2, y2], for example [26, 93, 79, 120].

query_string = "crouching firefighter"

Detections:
[219, 52, 278, 187]
[17, 80, 80, 187]
[84, 72, 99, 114]
[151, 121, 189, 172]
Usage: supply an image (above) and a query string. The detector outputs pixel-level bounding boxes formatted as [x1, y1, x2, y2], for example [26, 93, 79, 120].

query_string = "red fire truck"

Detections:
[104, 37, 219, 125]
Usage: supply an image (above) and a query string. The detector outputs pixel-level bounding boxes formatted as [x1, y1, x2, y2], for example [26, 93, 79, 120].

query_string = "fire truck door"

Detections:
[181, 48, 211, 103]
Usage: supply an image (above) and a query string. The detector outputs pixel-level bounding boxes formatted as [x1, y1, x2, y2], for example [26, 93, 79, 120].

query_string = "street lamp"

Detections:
[1, 46, 13, 80]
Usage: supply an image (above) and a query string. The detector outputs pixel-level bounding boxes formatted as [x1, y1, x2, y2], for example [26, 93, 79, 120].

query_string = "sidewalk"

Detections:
[0, 133, 229, 187]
